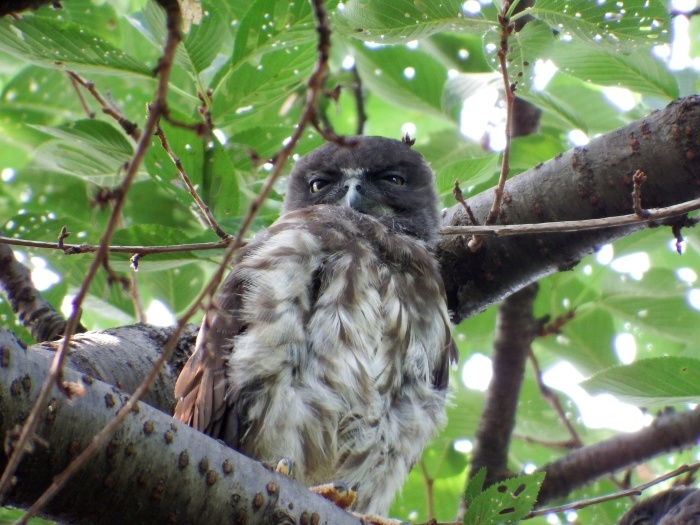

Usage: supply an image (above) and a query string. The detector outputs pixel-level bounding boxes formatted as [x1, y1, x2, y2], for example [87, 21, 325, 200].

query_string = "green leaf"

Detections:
[351, 42, 450, 120]
[421, 438, 469, 480]
[581, 357, 700, 407]
[600, 268, 699, 343]
[26, 120, 136, 185]
[524, 0, 670, 51]
[334, 0, 498, 43]
[211, 0, 316, 127]
[552, 45, 679, 99]
[435, 155, 500, 200]
[202, 140, 246, 220]
[147, 262, 206, 314]
[538, 307, 619, 376]
[32, 120, 133, 155]
[519, 72, 632, 135]
[139, 0, 227, 75]
[442, 71, 500, 119]
[0, 17, 152, 76]
[465, 467, 487, 506]
[463, 472, 546, 525]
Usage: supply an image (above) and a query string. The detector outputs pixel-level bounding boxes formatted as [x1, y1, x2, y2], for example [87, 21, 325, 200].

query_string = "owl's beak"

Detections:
[343, 177, 364, 211]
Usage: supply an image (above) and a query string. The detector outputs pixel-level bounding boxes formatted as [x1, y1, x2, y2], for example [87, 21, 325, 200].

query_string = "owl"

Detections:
[174, 136, 456, 516]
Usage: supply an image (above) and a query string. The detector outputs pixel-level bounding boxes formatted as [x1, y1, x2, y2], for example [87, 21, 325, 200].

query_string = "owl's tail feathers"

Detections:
[173, 352, 229, 439]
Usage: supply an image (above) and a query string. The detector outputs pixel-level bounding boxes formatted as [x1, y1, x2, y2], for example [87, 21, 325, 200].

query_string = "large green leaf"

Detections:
[552, 45, 679, 100]
[0, 16, 152, 76]
[334, 0, 498, 43]
[582, 357, 700, 407]
[600, 268, 700, 343]
[351, 41, 450, 120]
[524, 0, 670, 51]
[136, 0, 228, 76]
[26, 120, 136, 185]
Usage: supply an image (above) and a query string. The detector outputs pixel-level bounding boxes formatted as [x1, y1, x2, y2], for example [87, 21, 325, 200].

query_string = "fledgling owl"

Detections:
[174, 136, 456, 515]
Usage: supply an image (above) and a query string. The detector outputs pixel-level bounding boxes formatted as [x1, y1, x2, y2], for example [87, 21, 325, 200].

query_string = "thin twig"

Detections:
[632, 170, 651, 218]
[3, 194, 700, 257]
[66, 72, 94, 118]
[349, 65, 367, 135]
[468, 3, 516, 252]
[154, 125, 230, 240]
[129, 272, 146, 323]
[527, 350, 583, 449]
[539, 310, 575, 337]
[0, 235, 231, 255]
[66, 71, 141, 141]
[0, 0, 183, 510]
[418, 460, 436, 521]
[440, 196, 700, 236]
[453, 181, 479, 226]
[526, 461, 700, 519]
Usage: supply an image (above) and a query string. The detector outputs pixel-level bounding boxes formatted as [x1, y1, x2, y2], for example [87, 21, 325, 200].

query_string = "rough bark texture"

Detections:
[438, 95, 700, 323]
[29, 323, 198, 415]
[0, 328, 361, 525]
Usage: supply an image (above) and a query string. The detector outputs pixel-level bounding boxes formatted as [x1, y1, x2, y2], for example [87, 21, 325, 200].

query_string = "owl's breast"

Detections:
[224, 206, 451, 500]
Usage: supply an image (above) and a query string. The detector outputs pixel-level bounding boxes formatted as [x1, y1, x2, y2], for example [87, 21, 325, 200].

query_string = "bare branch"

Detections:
[154, 125, 230, 240]
[468, 4, 516, 252]
[66, 71, 141, 141]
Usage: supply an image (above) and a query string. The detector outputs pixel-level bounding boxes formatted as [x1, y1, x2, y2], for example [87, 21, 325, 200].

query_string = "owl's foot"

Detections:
[352, 513, 410, 525]
[310, 481, 358, 509]
[273, 461, 403, 524]
[275, 457, 293, 476]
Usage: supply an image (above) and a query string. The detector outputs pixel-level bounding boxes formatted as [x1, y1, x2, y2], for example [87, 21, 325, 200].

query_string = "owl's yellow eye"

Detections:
[310, 179, 329, 193]
[384, 174, 405, 186]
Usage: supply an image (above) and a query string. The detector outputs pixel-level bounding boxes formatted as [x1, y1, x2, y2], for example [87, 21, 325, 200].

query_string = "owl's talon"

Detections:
[310, 481, 358, 509]
[352, 513, 410, 525]
[275, 457, 293, 477]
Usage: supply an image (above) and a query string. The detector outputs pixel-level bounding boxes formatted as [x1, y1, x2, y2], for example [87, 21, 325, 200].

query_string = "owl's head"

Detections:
[283, 136, 441, 243]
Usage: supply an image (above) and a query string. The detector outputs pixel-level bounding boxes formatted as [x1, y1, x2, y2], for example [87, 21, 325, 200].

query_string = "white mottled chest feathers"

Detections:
[222, 206, 453, 514]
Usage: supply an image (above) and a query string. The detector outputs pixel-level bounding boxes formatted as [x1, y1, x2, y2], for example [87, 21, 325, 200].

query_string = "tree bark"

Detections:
[439, 95, 700, 323]
[0, 328, 361, 525]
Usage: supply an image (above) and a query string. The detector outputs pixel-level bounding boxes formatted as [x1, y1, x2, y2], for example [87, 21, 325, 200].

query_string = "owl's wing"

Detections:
[434, 336, 458, 391]
[173, 253, 251, 445]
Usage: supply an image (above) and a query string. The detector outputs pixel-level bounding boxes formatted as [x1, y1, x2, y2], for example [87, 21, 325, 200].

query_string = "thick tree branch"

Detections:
[438, 95, 700, 323]
[536, 406, 700, 505]
[469, 284, 538, 487]
[0, 328, 361, 525]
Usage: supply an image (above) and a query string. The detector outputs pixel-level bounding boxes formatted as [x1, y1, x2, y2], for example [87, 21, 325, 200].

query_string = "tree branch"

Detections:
[469, 284, 538, 487]
[0, 243, 75, 343]
[0, 328, 361, 525]
[536, 406, 700, 505]
[438, 95, 700, 323]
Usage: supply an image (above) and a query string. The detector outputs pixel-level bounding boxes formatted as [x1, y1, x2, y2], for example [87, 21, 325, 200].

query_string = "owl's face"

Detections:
[283, 136, 441, 243]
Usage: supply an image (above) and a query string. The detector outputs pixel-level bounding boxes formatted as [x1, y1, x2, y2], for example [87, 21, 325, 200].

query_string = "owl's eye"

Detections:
[310, 179, 329, 193]
[383, 174, 405, 186]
